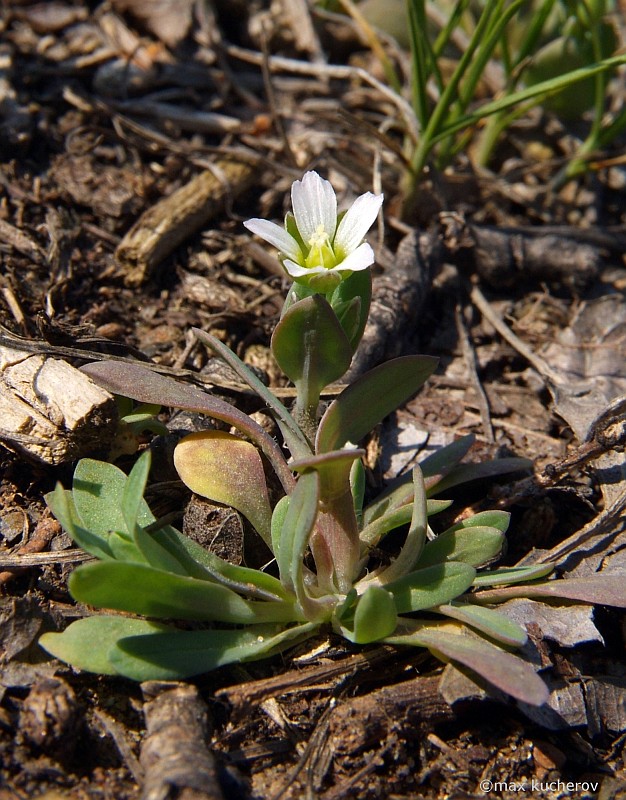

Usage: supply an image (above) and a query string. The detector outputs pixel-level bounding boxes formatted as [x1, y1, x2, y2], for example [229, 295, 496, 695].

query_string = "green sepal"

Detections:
[328, 269, 372, 351]
[271, 294, 353, 396]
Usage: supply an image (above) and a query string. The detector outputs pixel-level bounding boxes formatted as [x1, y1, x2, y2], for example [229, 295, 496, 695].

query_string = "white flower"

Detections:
[244, 171, 383, 292]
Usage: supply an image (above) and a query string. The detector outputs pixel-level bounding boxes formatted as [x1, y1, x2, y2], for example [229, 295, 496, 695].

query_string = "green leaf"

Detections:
[419, 434, 475, 479]
[72, 458, 149, 539]
[69, 455, 192, 575]
[68, 561, 299, 624]
[360, 504, 414, 549]
[291, 448, 364, 502]
[108, 531, 148, 563]
[120, 455, 189, 574]
[429, 457, 531, 496]
[472, 563, 556, 587]
[191, 328, 312, 460]
[518, 24, 618, 117]
[150, 525, 292, 601]
[444, 510, 510, 534]
[385, 622, 548, 706]
[384, 562, 476, 613]
[110, 622, 320, 681]
[418, 526, 505, 569]
[46, 485, 114, 561]
[271, 295, 353, 398]
[275, 472, 320, 611]
[374, 465, 427, 583]
[430, 54, 626, 146]
[435, 603, 528, 647]
[271, 495, 291, 566]
[316, 355, 438, 453]
[80, 360, 296, 493]
[39, 616, 172, 675]
[361, 483, 451, 531]
[121, 450, 151, 535]
[174, 431, 273, 545]
[346, 586, 398, 644]
[350, 458, 366, 525]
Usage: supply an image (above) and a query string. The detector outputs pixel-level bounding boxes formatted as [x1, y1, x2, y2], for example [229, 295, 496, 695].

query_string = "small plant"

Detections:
[349, 0, 626, 194]
[41, 172, 625, 702]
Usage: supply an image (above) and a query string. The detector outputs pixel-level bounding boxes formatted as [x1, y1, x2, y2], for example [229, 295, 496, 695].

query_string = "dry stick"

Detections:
[140, 682, 223, 800]
[469, 282, 562, 385]
[226, 45, 421, 143]
[454, 300, 495, 443]
[270, 701, 336, 800]
[0, 325, 344, 399]
[217, 646, 398, 713]
[0, 549, 92, 569]
[116, 158, 259, 286]
[469, 283, 626, 566]
[93, 709, 144, 786]
[534, 487, 626, 567]
[258, 25, 299, 168]
[282, 0, 326, 63]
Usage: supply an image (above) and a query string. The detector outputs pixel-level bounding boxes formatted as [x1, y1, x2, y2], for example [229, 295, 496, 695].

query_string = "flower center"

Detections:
[305, 224, 337, 270]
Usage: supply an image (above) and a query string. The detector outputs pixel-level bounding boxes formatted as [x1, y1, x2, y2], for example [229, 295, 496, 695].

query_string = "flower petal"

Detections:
[243, 219, 302, 262]
[337, 242, 376, 272]
[334, 192, 383, 257]
[291, 172, 337, 245]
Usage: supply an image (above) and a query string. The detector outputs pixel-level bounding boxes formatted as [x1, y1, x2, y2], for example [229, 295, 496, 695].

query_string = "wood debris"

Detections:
[0, 345, 117, 464]
[116, 158, 259, 285]
[140, 682, 223, 800]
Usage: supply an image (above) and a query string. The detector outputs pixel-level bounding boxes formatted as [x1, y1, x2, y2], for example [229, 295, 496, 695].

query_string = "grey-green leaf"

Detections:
[384, 562, 476, 613]
[39, 616, 172, 676]
[435, 603, 528, 647]
[109, 622, 320, 681]
[316, 355, 438, 453]
[418, 526, 505, 569]
[386, 624, 548, 706]
[68, 561, 298, 624]
[46, 485, 114, 561]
